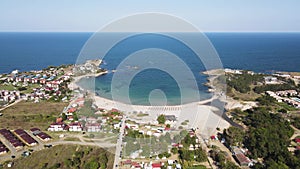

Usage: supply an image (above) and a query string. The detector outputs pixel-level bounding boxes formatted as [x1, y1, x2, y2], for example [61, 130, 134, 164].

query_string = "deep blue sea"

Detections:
[1, 32, 300, 105]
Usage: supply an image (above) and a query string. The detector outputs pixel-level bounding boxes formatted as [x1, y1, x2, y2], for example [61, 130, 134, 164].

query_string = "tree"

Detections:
[99, 154, 108, 169]
[180, 150, 194, 161]
[224, 126, 244, 146]
[195, 148, 207, 162]
[180, 130, 188, 139]
[73, 113, 78, 121]
[243, 108, 294, 166]
[171, 147, 178, 154]
[267, 161, 289, 169]
[84, 158, 100, 169]
[157, 114, 166, 124]
[62, 113, 67, 121]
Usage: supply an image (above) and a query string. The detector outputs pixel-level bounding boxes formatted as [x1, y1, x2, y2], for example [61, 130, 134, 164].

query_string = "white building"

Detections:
[48, 122, 65, 131]
[85, 123, 101, 132]
[69, 122, 83, 132]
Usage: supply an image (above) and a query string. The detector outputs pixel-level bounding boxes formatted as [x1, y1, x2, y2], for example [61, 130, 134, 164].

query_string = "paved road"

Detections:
[113, 116, 126, 169]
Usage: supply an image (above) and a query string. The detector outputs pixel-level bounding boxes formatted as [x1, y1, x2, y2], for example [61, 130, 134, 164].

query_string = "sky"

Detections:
[0, 0, 299, 32]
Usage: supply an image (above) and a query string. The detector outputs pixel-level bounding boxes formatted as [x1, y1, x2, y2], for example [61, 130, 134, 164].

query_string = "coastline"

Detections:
[70, 70, 231, 136]
[68, 70, 108, 90]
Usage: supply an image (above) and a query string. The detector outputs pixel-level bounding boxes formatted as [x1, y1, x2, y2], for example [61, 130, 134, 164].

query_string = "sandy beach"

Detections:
[69, 70, 231, 137]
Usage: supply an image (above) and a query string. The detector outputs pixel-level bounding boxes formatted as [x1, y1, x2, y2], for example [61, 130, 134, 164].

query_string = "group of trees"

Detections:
[223, 126, 244, 147]
[209, 148, 240, 169]
[178, 148, 207, 163]
[242, 108, 300, 168]
[123, 129, 172, 158]
[226, 73, 263, 93]
[292, 117, 300, 129]
[176, 132, 208, 166]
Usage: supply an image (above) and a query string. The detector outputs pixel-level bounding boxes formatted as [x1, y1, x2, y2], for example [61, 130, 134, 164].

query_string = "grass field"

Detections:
[0, 83, 40, 94]
[3, 145, 114, 169]
[0, 101, 68, 130]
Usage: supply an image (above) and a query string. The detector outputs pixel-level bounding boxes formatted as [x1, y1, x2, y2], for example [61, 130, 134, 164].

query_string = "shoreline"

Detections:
[69, 70, 231, 136]
[68, 71, 108, 90]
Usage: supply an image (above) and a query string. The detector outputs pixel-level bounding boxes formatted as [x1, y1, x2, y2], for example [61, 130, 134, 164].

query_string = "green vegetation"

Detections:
[9, 145, 113, 169]
[186, 165, 207, 169]
[241, 108, 300, 168]
[0, 101, 67, 130]
[157, 114, 166, 124]
[0, 83, 40, 94]
[0, 84, 16, 91]
[78, 99, 96, 117]
[254, 79, 298, 94]
[255, 95, 298, 112]
[209, 148, 240, 169]
[227, 73, 264, 93]
[292, 117, 300, 130]
[123, 129, 170, 157]
[63, 137, 81, 141]
[136, 113, 149, 117]
[223, 127, 244, 147]
[177, 133, 208, 168]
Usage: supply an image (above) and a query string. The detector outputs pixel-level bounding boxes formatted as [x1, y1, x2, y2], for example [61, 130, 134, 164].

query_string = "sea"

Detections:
[1, 32, 300, 105]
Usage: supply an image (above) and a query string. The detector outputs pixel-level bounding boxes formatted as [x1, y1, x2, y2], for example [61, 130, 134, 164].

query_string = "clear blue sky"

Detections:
[0, 0, 299, 32]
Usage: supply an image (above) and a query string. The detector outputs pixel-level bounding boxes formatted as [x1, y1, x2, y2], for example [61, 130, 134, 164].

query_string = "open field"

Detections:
[2, 144, 114, 169]
[0, 83, 40, 94]
[0, 101, 68, 130]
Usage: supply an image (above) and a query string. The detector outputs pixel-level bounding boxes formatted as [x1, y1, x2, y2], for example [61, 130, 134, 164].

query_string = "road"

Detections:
[291, 125, 300, 140]
[113, 116, 126, 169]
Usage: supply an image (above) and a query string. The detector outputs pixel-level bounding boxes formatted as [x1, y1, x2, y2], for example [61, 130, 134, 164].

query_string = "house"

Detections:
[152, 163, 162, 169]
[86, 117, 97, 123]
[69, 122, 83, 132]
[48, 122, 66, 131]
[30, 128, 42, 136]
[14, 129, 38, 147]
[113, 122, 121, 129]
[56, 117, 63, 123]
[40, 78, 46, 84]
[68, 107, 77, 114]
[67, 116, 74, 121]
[36, 132, 51, 142]
[0, 129, 24, 150]
[165, 115, 177, 126]
[264, 76, 278, 84]
[131, 162, 142, 169]
[232, 147, 253, 167]
[172, 143, 183, 148]
[85, 123, 101, 132]
[122, 160, 132, 167]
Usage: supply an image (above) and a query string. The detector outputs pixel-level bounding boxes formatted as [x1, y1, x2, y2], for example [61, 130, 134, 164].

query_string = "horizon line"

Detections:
[1, 31, 300, 33]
